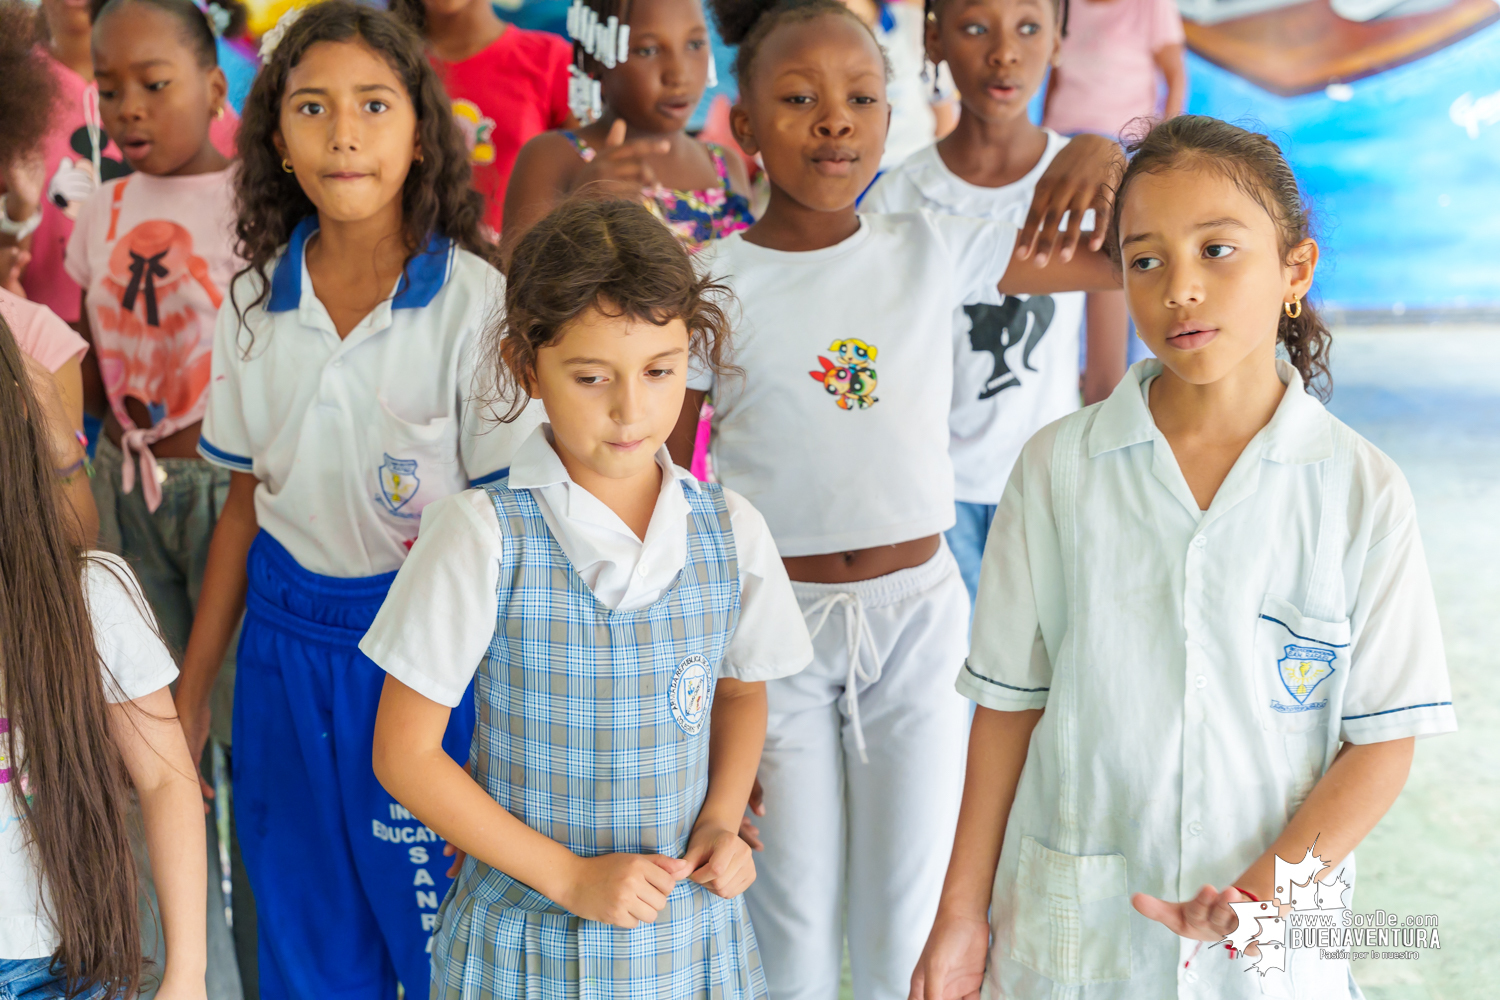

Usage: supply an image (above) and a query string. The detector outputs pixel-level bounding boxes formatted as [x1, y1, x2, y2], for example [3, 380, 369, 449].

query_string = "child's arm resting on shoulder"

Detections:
[1132, 737, 1415, 940]
[372, 677, 691, 929]
[111, 686, 209, 1000]
[1015, 134, 1126, 266]
[682, 678, 766, 899]
[910, 706, 1043, 1000]
[999, 243, 1121, 297]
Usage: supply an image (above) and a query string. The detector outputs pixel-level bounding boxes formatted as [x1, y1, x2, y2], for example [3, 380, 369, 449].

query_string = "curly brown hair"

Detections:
[709, 0, 881, 90]
[230, 0, 494, 328]
[0, 0, 59, 173]
[1107, 115, 1333, 400]
[487, 197, 738, 422]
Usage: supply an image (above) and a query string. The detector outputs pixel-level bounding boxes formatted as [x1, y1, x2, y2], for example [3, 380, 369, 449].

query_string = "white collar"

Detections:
[507, 422, 701, 521]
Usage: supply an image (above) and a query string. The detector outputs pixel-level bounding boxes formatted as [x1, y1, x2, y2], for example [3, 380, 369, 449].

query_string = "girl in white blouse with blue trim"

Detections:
[912, 117, 1456, 1000]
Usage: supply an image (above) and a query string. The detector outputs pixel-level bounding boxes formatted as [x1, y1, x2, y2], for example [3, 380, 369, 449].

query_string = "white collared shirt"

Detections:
[360, 424, 814, 707]
[199, 218, 541, 577]
[863, 133, 1088, 506]
[962, 360, 1454, 999]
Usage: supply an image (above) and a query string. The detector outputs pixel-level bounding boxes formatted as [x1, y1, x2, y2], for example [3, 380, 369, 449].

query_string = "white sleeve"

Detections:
[1340, 505, 1456, 743]
[458, 324, 546, 487]
[83, 554, 179, 703]
[359, 490, 504, 706]
[197, 279, 257, 472]
[956, 444, 1053, 711]
[930, 211, 1018, 306]
[720, 489, 813, 682]
[859, 172, 901, 215]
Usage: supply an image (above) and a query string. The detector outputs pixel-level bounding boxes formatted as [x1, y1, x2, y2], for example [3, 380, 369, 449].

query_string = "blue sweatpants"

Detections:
[944, 501, 998, 605]
[233, 531, 475, 1000]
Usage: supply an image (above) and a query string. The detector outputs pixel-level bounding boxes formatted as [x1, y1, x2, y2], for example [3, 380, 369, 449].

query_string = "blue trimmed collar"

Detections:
[266, 215, 455, 313]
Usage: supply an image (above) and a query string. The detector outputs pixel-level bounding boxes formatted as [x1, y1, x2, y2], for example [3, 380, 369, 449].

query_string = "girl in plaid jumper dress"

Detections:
[364, 198, 813, 999]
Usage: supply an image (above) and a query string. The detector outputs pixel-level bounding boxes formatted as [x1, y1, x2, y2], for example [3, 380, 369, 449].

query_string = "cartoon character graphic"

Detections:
[48, 127, 131, 222]
[451, 99, 497, 166]
[94, 219, 222, 428]
[963, 295, 1055, 400]
[810, 338, 880, 410]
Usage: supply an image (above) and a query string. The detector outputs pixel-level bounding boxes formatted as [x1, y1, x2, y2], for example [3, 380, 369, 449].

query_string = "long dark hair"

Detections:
[231, 0, 495, 325]
[1108, 115, 1333, 399]
[0, 318, 143, 999]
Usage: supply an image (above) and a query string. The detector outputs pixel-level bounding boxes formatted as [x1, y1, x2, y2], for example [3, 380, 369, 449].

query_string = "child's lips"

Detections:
[1167, 327, 1220, 350]
[121, 138, 152, 159]
[985, 82, 1021, 100]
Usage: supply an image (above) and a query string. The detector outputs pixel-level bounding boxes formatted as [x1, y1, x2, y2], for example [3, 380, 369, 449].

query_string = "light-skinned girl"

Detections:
[172, 4, 538, 997]
[389, 0, 574, 235]
[1, 316, 207, 1000]
[673, 0, 1116, 995]
[364, 196, 812, 998]
[503, 0, 755, 255]
[911, 116, 1455, 1000]
[862, 0, 1128, 600]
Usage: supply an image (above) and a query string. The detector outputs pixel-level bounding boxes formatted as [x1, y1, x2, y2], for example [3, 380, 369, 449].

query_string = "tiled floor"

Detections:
[831, 327, 1500, 1000]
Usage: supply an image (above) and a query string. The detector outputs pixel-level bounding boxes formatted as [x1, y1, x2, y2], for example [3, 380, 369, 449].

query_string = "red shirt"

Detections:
[431, 26, 572, 235]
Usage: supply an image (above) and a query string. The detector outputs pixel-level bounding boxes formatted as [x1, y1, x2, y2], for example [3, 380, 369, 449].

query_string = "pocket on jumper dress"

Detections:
[1010, 836, 1132, 985]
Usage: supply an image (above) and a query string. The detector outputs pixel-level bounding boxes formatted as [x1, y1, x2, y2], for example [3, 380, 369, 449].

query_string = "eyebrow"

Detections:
[1120, 217, 1250, 247]
[126, 58, 173, 70]
[562, 347, 686, 366]
[287, 83, 401, 98]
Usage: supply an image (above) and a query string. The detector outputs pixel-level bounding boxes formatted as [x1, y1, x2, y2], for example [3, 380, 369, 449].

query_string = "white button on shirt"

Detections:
[199, 219, 541, 577]
[360, 425, 814, 708]
[961, 360, 1455, 1000]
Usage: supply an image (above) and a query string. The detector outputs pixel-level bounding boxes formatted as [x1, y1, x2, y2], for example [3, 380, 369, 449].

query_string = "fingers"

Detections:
[1016, 193, 1048, 261]
[605, 117, 628, 147]
[1088, 187, 1113, 253]
[748, 777, 765, 814]
[444, 844, 467, 879]
[908, 967, 927, 1000]
[738, 815, 763, 851]
[199, 776, 214, 814]
[1131, 891, 1189, 937]
[642, 855, 686, 893]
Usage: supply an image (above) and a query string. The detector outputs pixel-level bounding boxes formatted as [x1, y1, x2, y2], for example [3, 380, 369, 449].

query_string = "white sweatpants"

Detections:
[745, 541, 972, 1000]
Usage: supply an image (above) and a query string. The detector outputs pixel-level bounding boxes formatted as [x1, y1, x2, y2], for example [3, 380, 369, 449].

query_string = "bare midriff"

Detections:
[782, 534, 941, 585]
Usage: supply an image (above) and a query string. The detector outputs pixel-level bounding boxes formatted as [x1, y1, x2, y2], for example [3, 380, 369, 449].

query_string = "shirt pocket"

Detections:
[1254, 595, 1349, 736]
[1010, 836, 1132, 985]
[370, 397, 459, 522]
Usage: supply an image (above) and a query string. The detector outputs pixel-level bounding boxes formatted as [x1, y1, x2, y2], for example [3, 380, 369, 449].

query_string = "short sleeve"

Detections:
[957, 452, 1053, 710]
[83, 553, 179, 703]
[929, 211, 1018, 307]
[543, 33, 573, 128]
[1340, 507, 1456, 743]
[1149, 0, 1186, 51]
[720, 489, 813, 681]
[197, 282, 256, 472]
[360, 490, 505, 707]
[859, 171, 902, 215]
[458, 318, 547, 486]
[0, 291, 87, 372]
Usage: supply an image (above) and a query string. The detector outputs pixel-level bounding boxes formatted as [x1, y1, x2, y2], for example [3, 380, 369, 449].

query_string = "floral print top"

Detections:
[562, 132, 754, 253]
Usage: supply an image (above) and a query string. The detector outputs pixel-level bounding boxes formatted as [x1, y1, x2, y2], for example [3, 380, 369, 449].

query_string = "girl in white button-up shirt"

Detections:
[915, 117, 1456, 1000]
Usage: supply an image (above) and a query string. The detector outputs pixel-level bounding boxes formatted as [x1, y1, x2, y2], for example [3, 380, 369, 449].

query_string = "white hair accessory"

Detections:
[203, 0, 232, 36]
[258, 5, 305, 60]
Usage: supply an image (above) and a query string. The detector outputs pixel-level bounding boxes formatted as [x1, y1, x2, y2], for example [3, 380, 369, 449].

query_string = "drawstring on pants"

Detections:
[803, 591, 881, 763]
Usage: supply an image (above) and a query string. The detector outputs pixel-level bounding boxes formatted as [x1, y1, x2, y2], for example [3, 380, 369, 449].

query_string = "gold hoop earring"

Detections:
[213, 106, 225, 120]
[281, 159, 295, 174]
[1284, 298, 1302, 319]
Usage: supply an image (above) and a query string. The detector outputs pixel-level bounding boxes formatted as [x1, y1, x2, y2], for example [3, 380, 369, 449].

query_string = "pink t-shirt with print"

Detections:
[1042, 0, 1185, 139]
[0, 286, 88, 372]
[64, 168, 238, 440]
[22, 48, 238, 323]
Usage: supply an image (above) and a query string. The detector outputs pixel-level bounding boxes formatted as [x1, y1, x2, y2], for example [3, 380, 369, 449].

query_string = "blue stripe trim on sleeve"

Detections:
[198, 437, 255, 471]
[1343, 701, 1453, 721]
[963, 661, 1049, 693]
[468, 466, 510, 488]
[1258, 614, 1351, 648]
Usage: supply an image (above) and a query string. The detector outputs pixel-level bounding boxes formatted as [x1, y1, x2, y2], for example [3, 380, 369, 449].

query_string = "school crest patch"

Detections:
[669, 654, 713, 735]
[378, 454, 420, 516]
[1277, 644, 1336, 705]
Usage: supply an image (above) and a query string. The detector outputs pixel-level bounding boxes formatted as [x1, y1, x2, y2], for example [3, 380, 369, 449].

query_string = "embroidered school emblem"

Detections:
[377, 454, 420, 515]
[809, 338, 878, 410]
[1277, 644, 1336, 705]
[669, 654, 713, 735]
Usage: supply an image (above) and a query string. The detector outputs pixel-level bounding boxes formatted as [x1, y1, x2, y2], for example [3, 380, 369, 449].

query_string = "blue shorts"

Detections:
[0, 958, 108, 999]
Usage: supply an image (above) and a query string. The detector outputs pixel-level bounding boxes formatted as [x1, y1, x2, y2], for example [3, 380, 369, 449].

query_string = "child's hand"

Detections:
[561, 852, 689, 929]
[738, 777, 766, 850]
[575, 118, 672, 195]
[908, 909, 990, 1000]
[1132, 884, 1250, 942]
[1015, 133, 1126, 266]
[683, 824, 757, 898]
[443, 841, 467, 878]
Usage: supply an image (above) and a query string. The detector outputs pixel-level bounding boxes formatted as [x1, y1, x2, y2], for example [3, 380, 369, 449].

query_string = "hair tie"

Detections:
[259, 5, 305, 60]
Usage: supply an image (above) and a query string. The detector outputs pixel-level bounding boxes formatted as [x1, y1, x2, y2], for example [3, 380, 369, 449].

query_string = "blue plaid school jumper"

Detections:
[431, 479, 769, 1000]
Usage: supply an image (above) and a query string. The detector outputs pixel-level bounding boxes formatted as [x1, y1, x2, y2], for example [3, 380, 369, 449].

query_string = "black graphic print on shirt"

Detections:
[964, 295, 1056, 400]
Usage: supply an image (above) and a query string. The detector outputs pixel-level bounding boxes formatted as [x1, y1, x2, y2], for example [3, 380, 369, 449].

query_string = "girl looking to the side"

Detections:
[503, 0, 755, 255]
[173, 5, 538, 997]
[912, 116, 1454, 1000]
[862, 0, 1128, 601]
[367, 196, 812, 998]
[673, 0, 1115, 995]
[0, 317, 207, 1000]
[389, 0, 574, 235]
